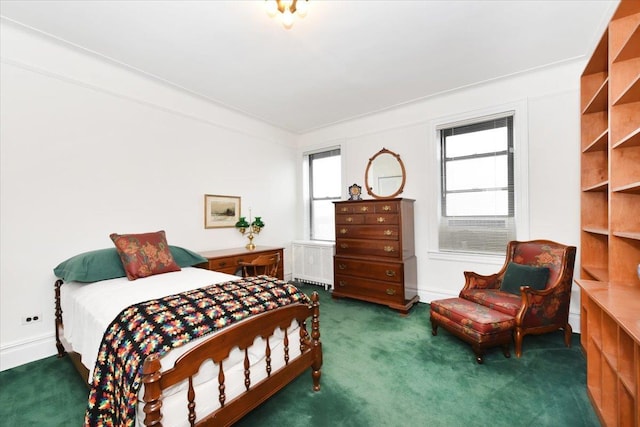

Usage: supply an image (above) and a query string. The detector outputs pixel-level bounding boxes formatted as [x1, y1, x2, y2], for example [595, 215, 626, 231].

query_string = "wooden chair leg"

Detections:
[472, 345, 484, 364]
[514, 328, 523, 358]
[564, 323, 573, 348]
[430, 318, 438, 336]
[501, 343, 511, 359]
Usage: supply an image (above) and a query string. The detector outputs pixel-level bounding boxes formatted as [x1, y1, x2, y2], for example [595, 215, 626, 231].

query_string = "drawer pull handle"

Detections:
[386, 288, 396, 295]
[340, 207, 348, 212]
[341, 243, 349, 249]
[339, 281, 347, 287]
[377, 217, 386, 223]
[219, 262, 227, 267]
[383, 246, 395, 252]
[338, 264, 347, 270]
[383, 229, 393, 236]
[346, 217, 354, 223]
[382, 205, 392, 211]
[385, 270, 396, 277]
[360, 206, 369, 212]
[340, 228, 348, 235]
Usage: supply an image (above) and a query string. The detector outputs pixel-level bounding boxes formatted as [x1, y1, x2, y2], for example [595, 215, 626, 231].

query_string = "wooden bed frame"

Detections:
[54, 279, 323, 427]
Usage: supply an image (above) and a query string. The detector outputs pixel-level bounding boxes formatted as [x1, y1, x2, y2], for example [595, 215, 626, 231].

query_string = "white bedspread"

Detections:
[60, 267, 303, 426]
[60, 267, 240, 381]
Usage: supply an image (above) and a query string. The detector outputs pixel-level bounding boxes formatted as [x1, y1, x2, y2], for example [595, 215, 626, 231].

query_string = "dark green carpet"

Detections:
[0, 284, 600, 426]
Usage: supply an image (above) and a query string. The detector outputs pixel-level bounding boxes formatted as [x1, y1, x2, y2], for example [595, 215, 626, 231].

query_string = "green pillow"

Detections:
[54, 246, 208, 282]
[169, 246, 208, 268]
[53, 248, 125, 283]
[500, 262, 550, 295]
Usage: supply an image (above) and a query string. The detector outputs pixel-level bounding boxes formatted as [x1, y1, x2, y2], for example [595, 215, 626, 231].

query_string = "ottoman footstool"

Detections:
[430, 297, 515, 364]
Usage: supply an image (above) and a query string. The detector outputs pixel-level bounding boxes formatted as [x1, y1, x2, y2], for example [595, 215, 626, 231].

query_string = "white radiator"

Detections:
[291, 240, 335, 290]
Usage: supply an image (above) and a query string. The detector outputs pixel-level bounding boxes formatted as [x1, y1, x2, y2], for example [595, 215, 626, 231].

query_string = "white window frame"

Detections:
[302, 145, 342, 242]
[427, 101, 529, 262]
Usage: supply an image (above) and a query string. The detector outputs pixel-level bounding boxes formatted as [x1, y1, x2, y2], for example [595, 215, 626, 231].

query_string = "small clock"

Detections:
[348, 183, 362, 201]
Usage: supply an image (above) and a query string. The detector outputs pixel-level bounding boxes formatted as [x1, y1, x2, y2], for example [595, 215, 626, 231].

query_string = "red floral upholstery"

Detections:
[110, 230, 181, 280]
[431, 240, 576, 362]
[430, 297, 514, 363]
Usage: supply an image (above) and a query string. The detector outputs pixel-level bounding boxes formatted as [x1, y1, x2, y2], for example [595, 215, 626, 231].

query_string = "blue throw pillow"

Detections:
[54, 246, 207, 282]
[500, 262, 550, 295]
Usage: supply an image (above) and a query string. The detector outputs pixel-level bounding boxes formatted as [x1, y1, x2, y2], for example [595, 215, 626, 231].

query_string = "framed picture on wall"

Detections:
[204, 194, 241, 229]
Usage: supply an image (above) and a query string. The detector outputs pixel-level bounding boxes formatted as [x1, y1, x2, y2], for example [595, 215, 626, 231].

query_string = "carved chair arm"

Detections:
[517, 285, 570, 326]
[461, 271, 501, 291]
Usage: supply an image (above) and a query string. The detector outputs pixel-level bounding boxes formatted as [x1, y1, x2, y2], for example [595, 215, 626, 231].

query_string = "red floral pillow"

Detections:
[110, 230, 181, 280]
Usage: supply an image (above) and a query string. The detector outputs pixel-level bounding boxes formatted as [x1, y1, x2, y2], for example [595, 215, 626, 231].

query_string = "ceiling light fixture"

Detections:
[265, 0, 309, 30]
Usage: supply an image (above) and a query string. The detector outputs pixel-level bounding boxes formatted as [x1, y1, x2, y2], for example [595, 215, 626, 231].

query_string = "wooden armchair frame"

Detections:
[238, 252, 280, 278]
[461, 239, 577, 357]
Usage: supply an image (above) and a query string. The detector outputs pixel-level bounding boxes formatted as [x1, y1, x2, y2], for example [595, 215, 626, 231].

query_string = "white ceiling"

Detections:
[0, 0, 618, 134]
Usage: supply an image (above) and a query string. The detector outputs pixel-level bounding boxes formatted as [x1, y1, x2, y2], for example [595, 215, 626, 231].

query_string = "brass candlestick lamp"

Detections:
[235, 212, 264, 250]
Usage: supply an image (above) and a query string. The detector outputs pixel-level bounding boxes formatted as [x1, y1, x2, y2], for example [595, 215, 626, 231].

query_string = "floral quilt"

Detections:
[84, 276, 309, 427]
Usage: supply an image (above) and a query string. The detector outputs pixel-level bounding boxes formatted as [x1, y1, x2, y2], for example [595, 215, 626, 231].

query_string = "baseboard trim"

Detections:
[0, 333, 57, 372]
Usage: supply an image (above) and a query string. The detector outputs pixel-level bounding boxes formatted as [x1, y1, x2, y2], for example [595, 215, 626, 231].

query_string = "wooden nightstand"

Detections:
[197, 246, 284, 280]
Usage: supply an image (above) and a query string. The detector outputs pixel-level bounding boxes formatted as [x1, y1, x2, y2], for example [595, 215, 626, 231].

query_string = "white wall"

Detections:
[0, 21, 298, 370]
[297, 60, 584, 330]
[1, 18, 587, 371]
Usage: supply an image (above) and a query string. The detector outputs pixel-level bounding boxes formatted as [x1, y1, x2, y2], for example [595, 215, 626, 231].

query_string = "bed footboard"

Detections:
[141, 291, 322, 427]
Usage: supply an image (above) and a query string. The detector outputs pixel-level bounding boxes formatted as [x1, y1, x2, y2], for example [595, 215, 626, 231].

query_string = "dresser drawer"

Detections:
[207, 255, 245, 274]
[335, 239, 401, 258]
[364, 214, 399, 225]
[334, 274, 404, 304]
[335, 225, 399, 240]
[336, 214, 366, 225]
[374, 202, 399, 213]
[334, 257, 403, 283]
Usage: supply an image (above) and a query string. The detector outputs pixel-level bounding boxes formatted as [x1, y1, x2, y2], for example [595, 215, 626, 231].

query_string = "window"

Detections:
[439, 115, 516, 254]
[305, 148, 341, 241]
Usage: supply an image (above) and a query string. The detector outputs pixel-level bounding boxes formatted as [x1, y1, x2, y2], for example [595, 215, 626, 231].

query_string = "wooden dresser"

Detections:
[197, 246, 284, 280]
[333, 198, 418, 314]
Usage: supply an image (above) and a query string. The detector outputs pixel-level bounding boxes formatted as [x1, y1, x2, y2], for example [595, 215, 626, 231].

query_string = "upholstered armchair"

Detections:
[459, 239, 577, 357]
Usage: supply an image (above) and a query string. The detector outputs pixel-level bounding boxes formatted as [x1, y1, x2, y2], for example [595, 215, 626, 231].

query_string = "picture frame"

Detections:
[204, 194, 241, 229]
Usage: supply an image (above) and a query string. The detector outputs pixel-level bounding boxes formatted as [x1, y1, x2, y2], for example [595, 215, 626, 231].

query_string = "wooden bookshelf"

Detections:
[579, 1, 640, 426]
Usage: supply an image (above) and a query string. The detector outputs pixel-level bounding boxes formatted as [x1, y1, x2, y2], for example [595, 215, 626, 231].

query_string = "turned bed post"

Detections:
[54, 280, 66, 358]
[310, 291, 322, 391]
[142, 353, 163, 427]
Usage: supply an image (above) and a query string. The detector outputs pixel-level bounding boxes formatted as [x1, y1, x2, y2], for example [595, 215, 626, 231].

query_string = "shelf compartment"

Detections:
[583, 129, 609, 153]
[602, 314, 618, 364]
[610, 102, 640, 145]
[612, 127, 640, 149]
[601, 359, 618, 423]
[582, 111, 608, 151]
[613, 22, 640, 63]
[618, 331, 637, 395]
[613, 231, 640, 240]
[609, 236, 640, 285]
[583, 31, 608, 75]
[612, 181, 640, 194]
[582, 266, 610, 282]
[581, 231, 609, 282]
[610, 144, 640, 188]
[583, 227, 609, 236]
[612, 70, 640, 106]
[618, 383, 636, 427]
[581, 150, 608, 190]
[583, 78, 609, 114]
[582, 181, 609, 192]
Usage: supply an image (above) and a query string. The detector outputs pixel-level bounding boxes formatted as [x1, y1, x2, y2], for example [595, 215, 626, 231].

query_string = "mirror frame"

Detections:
[364, 147, 406, 199]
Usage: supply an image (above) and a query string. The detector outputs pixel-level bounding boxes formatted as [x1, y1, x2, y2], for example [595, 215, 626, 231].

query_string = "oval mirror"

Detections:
[365, 148, 406, 199]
